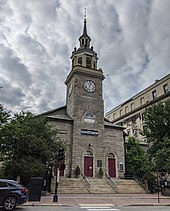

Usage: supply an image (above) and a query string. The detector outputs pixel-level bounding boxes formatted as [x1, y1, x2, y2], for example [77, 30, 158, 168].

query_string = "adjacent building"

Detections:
[106, 73, 170, 147]
[41, 18, 125, 178]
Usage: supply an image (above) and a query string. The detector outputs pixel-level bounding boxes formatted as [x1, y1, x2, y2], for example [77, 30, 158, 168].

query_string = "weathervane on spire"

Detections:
[84, 8, 86, 20]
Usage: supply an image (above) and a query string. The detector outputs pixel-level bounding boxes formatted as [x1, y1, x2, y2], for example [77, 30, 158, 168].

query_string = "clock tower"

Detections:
[65, 17, 105, 177]
[43, 16, 125, 179]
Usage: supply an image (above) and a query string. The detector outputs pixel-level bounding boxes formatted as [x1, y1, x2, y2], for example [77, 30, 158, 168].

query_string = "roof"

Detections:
[46, 114, 73, 121]
[104, 117, 125, 130]
[39, 105, 67, 116]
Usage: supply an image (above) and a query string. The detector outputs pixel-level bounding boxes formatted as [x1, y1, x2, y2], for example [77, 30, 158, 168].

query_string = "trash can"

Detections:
[28, 177, 43, 201]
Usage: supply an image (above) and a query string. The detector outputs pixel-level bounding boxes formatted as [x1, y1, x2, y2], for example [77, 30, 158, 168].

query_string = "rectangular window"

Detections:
[140, 97, 144, 105]
[86, 57, 91, 68]
[119, 163, 124, 172]
[141, 113, 145, 121]
[131, 103, 134, 110]
[125, 106, 128, 113]
[133, 129, 138, 137]
[163, 84, 169, 94]
[78, 57, 82, 65]
[152, 90, 157, 99]
[97, 160, 102, 167]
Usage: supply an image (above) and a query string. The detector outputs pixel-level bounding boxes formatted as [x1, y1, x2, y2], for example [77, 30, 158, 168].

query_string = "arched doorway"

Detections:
[108, 153, 116, 177]
[84, 151, 93, 177]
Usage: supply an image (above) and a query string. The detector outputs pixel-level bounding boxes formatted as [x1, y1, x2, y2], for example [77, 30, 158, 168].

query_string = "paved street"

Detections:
[25, 193, 170, 207]
[1, 193, 169, 211]
[0, 205, 170, 211]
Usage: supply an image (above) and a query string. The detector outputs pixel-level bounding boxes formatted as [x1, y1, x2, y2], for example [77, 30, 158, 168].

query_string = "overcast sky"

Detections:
[0, 0, 170, 115]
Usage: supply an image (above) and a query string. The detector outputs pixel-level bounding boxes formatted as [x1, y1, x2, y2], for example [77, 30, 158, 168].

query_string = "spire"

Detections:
[83, 8, 87, 35]
[79, 8, 91, 48]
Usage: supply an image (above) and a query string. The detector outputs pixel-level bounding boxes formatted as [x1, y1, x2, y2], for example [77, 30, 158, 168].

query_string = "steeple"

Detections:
[79, 8, 91, 49]
[70, 10, 98, 70]
[83, 8, 87, 35]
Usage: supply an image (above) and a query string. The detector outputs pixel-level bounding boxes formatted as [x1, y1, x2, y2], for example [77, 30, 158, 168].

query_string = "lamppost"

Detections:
[53, 148, 65, 202]
[157, 170, 160, 203]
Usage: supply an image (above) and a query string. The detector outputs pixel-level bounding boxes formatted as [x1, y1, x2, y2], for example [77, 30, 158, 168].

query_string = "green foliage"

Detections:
[98, 167, 104, 178]
[143, 101, 170, 173]
[125, 137, 151, 180]
[75, 165, 80, 176]
[0, 110, 63, 183]
[0, 104, 10, 125]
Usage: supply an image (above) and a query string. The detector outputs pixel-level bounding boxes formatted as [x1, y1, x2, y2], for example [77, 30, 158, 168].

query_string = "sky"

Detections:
[0, 0, 170, 115]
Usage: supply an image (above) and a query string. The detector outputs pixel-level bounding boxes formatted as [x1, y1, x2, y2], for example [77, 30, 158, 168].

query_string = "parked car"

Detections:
[0, 179, 28, 210]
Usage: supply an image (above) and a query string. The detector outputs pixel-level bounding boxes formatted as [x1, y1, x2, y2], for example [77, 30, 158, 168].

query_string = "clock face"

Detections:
[84, 80, 96, 93]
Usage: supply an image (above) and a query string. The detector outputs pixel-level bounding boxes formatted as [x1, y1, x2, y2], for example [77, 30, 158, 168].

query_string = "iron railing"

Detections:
[124, 174, 146, 189]
[81, 171, 91, 192]
[105, 172, 117, 191]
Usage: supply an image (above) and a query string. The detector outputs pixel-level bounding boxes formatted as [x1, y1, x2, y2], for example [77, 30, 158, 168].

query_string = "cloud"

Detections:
[0, 0, 170, 114]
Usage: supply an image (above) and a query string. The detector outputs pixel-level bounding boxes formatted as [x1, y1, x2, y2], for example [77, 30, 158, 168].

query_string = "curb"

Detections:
[24, 203, 170, 207]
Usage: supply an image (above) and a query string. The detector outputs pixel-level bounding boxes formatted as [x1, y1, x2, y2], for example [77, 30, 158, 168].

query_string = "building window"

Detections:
[125, 106, 128, 113]
[131, 103, 134, 110]
[86, 57, 91, 68]
[120, 109, 123, 116]
[163, 84, 169, 94]
[140, 97, 144, 105]
[141, 113, 145, 121]
[93, 62, 96, 69]
[82, 39, 84, 45]
[152, 90, 157, 99]
[133, 129, 138, 137]
[78, 57, 82, 65]
[119, 163, 124, 172]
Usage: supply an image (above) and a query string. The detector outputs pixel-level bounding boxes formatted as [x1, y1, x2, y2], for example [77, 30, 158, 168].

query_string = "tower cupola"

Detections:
[71, 12, 98, 70]
[79, 17, 91, 49]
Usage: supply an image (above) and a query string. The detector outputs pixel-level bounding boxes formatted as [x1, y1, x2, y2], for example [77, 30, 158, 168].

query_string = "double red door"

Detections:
[84, 156, 93, 177]
[108, 158, 116, 177]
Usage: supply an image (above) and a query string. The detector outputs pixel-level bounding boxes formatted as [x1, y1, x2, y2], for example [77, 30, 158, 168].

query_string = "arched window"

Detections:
[84, 150, 93, 157]
[108, 153, 115, 159]
[84, 112, 94, 118]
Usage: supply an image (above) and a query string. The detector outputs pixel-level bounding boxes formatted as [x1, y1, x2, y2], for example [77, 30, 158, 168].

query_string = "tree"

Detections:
[143, 101, 170, 175]
[0, 111, 63, 184]
[125, 137, 151, 180]
[0, 104, 10, 125]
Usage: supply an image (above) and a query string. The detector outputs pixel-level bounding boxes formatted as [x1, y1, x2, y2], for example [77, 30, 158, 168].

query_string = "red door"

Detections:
[84, 156, 93, 177]
[108, 158, 116, 177]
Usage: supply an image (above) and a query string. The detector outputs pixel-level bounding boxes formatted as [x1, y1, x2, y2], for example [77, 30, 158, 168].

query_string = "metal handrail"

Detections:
[133, 174, 146, 189]
[81, 171, 91, 191]
[105, 172, 117, 191]
[124, 174, 146, 189]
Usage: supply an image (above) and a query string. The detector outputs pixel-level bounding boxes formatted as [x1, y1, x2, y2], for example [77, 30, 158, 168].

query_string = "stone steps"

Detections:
[51, 177, 89, 194]
[51, 177, 146, 194]
[88, 178, 116, 194]
[114, 179, 146, 194]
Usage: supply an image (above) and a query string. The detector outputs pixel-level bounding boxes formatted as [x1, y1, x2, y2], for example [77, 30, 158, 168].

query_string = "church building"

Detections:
[42, 17, 125, 179]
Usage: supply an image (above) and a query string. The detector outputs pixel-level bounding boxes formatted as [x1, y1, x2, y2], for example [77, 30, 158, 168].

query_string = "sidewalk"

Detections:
[25, 193, 170, 207]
